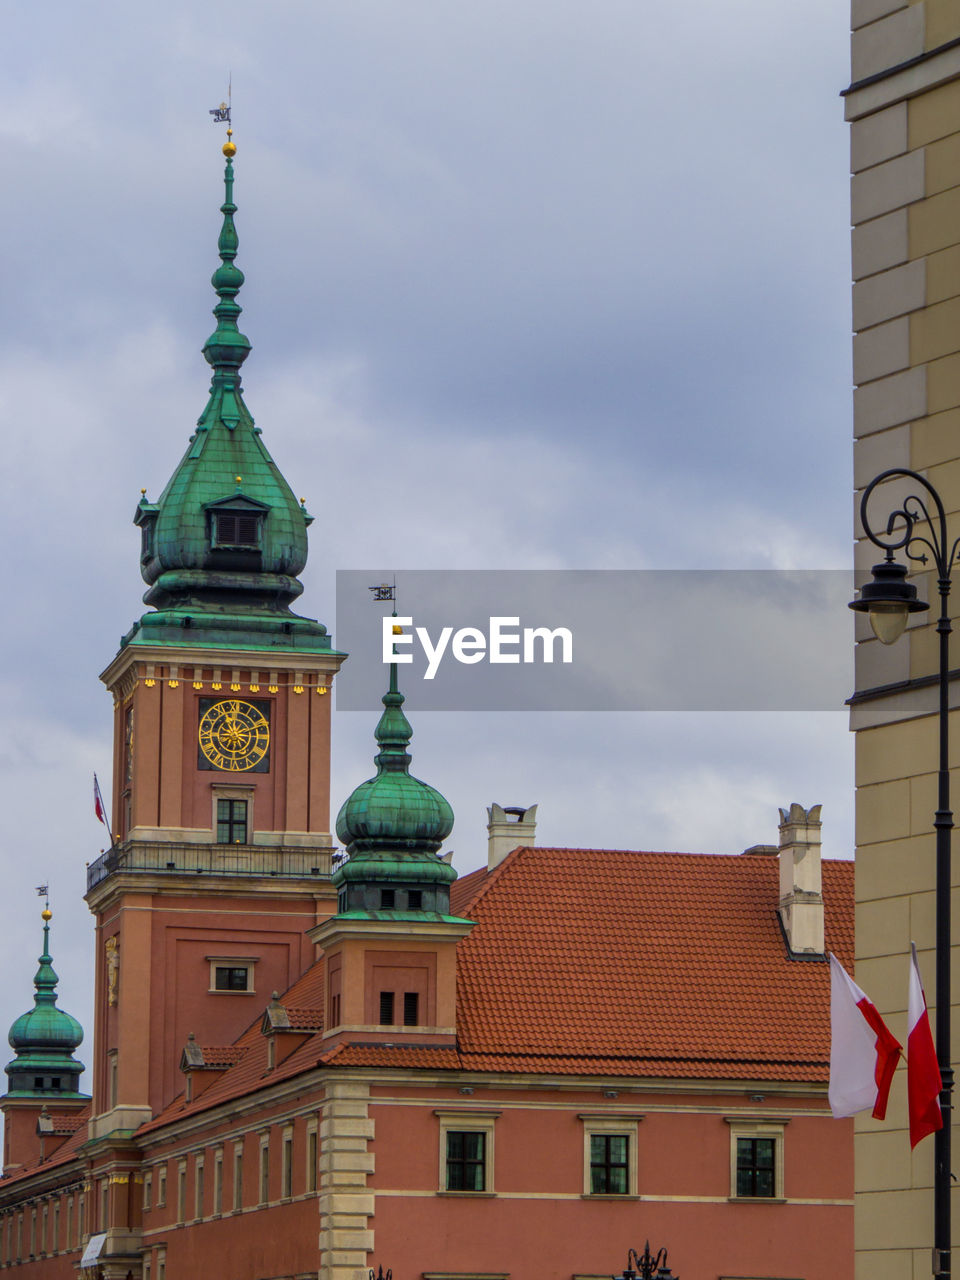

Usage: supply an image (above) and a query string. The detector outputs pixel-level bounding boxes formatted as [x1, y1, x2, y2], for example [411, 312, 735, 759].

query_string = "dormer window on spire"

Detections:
[203, 494, 270, 553]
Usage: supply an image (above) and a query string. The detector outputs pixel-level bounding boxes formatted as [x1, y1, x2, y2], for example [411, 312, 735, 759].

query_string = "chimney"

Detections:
[487, 804, 537, 870]
[778, 803, 824, 956]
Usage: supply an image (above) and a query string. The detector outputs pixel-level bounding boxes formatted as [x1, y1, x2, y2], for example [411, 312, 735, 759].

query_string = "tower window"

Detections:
[403, 992, 419, 1026]
[379, 991, 395, 1025]
[380, 888, 395, 909]
[407, 889, 422, 910]
[216, 799, 247, 844]
[212, 511, 262, 549]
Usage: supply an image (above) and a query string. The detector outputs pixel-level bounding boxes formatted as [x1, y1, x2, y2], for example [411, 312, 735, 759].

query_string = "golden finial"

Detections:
[140, 487, 146, 496]
[235, 475, 243, 485]
[392, 624, 403, 635]
[223, 127, 236, 160]
[42, 908, 52, 922]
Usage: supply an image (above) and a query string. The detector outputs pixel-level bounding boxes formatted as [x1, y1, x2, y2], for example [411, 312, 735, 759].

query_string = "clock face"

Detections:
[198, 699, 271, 772]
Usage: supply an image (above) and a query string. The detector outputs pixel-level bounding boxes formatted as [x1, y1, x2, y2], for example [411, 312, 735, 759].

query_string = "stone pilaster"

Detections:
[318, 1079, 375, 1280]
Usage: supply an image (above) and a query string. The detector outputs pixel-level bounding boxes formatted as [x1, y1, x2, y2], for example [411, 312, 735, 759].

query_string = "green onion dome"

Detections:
[336, 665, 453, 857]
[5, 910, 85, 1099]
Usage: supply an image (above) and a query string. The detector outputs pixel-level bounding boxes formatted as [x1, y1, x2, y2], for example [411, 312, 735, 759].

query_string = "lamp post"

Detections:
[613, 1242, 677, 1279]
[850, 467, 957, 1279]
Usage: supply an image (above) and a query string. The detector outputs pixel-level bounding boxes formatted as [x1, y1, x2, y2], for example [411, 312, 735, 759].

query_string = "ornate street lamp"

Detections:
[850, 467, 956, 1279]
[614, 1241, 677, 1279]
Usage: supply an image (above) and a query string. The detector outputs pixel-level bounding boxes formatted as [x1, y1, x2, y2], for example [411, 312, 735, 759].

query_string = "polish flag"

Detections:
[907, 942, 942, 1148]
[94, 774, 107, 826]
[829, 953, 902, 1119]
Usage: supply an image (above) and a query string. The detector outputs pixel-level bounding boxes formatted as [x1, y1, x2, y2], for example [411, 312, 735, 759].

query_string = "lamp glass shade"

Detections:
[868, 602, 910, 645]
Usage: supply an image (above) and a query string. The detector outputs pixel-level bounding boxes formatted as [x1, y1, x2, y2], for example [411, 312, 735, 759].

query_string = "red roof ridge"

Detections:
[452, 844, 529, 917]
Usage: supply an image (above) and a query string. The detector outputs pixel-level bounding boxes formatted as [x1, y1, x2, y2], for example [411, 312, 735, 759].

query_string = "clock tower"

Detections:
[85, 132, 345, 1137]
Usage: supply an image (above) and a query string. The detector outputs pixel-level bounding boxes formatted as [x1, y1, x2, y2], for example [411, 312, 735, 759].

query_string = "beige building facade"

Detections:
[848, 2, 960, 1276]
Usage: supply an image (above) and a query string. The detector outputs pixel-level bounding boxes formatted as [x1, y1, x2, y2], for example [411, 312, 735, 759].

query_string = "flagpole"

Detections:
[934, 543, 953, 1280]
[94, 773, 117, 852]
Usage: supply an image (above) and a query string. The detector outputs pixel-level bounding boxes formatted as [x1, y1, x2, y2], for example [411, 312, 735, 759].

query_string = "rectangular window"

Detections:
[233, 1144, 244, 1211]
[99, 1180, 108, 1231]
[177, 1161, 187, 1223]
[216, 798, 248, 844]
[446, 1131, 486, 1191]
[407, 889, 422, 910]
[52, 1202, 59, 1254]
[77, 1195, 84, 1247]
[157, 1248, 166, 1280]
[379, 991, 395, 1025]
[282, 1130, 293, 1199]
[143, 1172, 152, 1211]
[214, 1150, 223, 1215]
[195, 1156, 205, 1219]
[726, 1118, 787, 1200]
[40, 1205, 47, 1255]
[65, 1199, 72, 1251]
[215, 965, 251, 991]
[259, 1135, 270, 1204]
[736, 1137, 775, 1198]
[143, 1257, 151, 1280]
[580, 1115, 641, 1197]
[157, 1165, 167, 1208]
[403, 991, 419, 1026]
[590, 1134, 629, 1195]
[380, 888, 395, 909]
[30, 1209, 36, 1258]
[306, 1125, 318, 1193]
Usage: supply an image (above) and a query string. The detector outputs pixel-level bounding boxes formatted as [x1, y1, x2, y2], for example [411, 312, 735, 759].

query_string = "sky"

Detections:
[0, 1, 854, 1087]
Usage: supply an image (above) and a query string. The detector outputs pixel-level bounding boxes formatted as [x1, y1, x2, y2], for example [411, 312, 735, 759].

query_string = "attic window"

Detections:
[212, 511, 262, 549]
[407, 889, 422, 910]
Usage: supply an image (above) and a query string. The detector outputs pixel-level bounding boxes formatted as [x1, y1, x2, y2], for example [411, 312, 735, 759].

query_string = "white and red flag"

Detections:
[93, 774, 108, 826]
[828, 952, 902, 1119]
[907, 942, 942, 1148]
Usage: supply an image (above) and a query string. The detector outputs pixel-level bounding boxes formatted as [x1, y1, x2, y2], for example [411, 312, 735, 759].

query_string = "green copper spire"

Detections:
[201, 139, 251, 376]
[335, 638, 457, 916]
[121, 138, 337, 656]
[5, 909, 86, 1100]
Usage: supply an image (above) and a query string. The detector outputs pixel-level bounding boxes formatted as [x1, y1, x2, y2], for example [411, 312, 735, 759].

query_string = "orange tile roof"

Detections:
[45, 1115, 86, 1135]
[137, 845, 852, 1131]
[140, 960, 329, 1133]
[195, 1046, 248, 1069]
[284, 1007, 324, 1031]
[452, 847, 852, 1082]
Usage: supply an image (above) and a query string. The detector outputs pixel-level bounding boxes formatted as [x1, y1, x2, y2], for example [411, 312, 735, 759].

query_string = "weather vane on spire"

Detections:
[209, 74, 232, 126]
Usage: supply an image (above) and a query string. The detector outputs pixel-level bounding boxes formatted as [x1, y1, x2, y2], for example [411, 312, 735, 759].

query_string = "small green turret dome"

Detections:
[5, 909, 86, 1100]
[334, 648, 457, 916]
